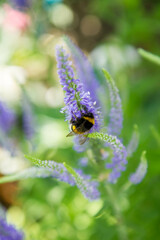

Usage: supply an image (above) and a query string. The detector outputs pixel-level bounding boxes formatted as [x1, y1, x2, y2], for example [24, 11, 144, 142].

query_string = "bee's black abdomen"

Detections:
[84, 120, 93, 130]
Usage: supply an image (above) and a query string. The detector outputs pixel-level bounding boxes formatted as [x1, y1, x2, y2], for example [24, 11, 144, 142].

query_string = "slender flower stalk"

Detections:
[106, 184, 128, 240]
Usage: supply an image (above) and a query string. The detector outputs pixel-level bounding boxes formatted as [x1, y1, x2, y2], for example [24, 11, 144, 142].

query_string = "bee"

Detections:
[66, 112, 95, 144]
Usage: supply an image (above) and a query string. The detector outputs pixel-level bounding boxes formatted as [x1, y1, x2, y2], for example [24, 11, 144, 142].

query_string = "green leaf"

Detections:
[138, 48, 160, 66]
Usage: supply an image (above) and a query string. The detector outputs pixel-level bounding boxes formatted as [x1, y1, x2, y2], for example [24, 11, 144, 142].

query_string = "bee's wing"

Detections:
[66, 131, 75, 137]
[78, 134, 88, 145]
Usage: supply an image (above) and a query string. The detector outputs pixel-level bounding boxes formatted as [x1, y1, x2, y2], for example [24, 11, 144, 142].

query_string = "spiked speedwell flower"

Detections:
[56, 46, 100, 132]
[64, 36, 100, 107]
[25, 156, 100, 201]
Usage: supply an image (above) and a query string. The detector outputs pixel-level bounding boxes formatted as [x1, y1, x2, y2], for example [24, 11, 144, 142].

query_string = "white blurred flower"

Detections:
[0, 65, 27, 103]
[0, 148, 27, 175]
[91, 43, 140, 74]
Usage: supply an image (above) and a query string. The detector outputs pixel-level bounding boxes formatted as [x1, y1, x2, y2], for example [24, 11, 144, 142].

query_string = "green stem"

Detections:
[0, 173, 22, 184]
[106, 184, 128, 240]
[121, 181, 132, 192]
[150, 125, 160, 147]
[138, 48, 160, 66]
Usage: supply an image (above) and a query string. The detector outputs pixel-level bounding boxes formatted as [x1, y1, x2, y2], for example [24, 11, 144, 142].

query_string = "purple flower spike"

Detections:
[76, 174, 100, 200]
[64, 36, 100, 107]
[26, 155, 100, 200]
[64, 165, 100, 200]
[56, 45, 101, 132]
[0, 101, 15, 134]
[105, 135, 127, 183]
[22, 94, 35, 140]
[0, 217, 24, 240]
[88, 132, 127, 183]
[102, 69, 123, 137]
[107, 145, 127, 183]
[129, 151, 147, 184]
[34, 159, 76, 186]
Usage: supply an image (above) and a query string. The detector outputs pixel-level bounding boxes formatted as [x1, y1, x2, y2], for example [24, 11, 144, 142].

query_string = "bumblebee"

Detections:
[66, 112, 95, 144]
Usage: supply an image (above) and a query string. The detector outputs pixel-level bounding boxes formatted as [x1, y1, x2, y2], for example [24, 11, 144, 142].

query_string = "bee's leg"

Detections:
[81, 105, 88, 113]
[71, 112, 78, 121]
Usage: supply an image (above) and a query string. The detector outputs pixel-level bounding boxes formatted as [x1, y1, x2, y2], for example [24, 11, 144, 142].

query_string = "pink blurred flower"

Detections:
[3, 4, 30, 32]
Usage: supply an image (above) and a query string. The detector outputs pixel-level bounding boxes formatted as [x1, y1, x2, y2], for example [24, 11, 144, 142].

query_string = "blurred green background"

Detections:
[0, 0, 160, 239]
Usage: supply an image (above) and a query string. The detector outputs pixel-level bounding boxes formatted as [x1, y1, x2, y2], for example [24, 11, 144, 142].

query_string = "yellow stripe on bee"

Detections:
[83, 116, 95, 125]
[72, 125, 84, 134]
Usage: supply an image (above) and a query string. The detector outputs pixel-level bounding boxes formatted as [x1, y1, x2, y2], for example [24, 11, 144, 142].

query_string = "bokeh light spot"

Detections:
[49, 4, 74, 28]
[7, 206, 25, 228]
[80, 15, 101, 36]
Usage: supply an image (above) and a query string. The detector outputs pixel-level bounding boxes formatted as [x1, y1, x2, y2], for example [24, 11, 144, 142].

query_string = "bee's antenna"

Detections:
[81, 105, 88, 113]
[72, 112, 78, 120]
